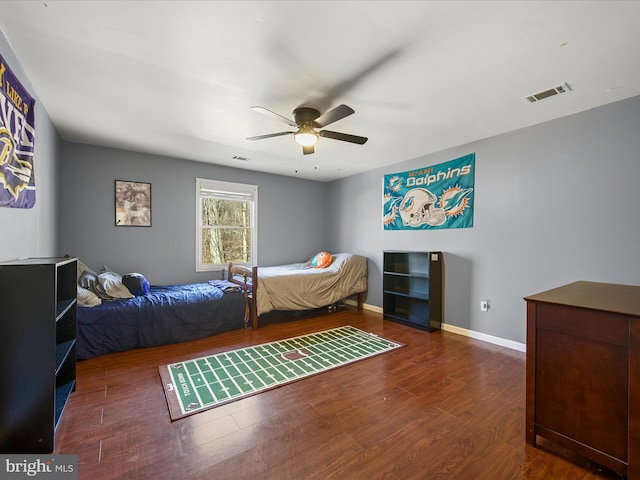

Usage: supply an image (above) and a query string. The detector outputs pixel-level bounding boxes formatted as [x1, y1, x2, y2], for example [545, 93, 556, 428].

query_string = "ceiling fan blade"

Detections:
[246, 131, 294, 141]
[314, 104, 355, 128]
[319, 130, 368, 145]
[302, 144, 315, 155]
[250, 106, 297, 127]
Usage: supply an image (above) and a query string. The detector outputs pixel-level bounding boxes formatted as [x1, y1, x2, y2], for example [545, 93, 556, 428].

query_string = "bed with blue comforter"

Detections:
[76, 282, 246, 359]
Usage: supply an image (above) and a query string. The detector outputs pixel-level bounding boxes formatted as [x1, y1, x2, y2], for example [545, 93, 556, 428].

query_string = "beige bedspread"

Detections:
[256, 253, 367, 315]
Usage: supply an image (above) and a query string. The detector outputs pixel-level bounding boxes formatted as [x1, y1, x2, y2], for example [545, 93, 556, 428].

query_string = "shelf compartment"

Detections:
[55, 339, 75, 375]
[383, 293, 437, 329]
[55, 380, 76, 429]
[383, 251, 431, 276]
[56, 341, 77, 389]
[56, 306, 77, 345]
[56, 298, 76, 321]
[383, 275, 430, 299]
[56, 258, 77, 305]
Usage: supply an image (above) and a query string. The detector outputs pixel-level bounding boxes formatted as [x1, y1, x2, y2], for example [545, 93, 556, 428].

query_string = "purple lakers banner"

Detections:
[0, 54, 36, 208]
[383, 153, 475, 230]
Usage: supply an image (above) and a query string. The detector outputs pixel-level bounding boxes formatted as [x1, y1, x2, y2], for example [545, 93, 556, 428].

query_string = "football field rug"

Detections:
[159, 325, 404, 420]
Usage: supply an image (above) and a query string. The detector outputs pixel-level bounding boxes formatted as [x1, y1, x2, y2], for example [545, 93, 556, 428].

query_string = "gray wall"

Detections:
[60, 142, 328, 285]
[6, 23, 640, 346]
[61, 96, 640, 345]
[0, 31, 61, 262]
[328, 95, 640, 344]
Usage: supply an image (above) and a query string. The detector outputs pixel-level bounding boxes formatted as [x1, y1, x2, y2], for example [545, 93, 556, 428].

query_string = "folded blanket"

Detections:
[209, 279, 241, 292]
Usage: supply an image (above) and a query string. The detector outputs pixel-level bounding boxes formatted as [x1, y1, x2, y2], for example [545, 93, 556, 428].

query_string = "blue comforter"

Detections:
[77, 283, 246, 359]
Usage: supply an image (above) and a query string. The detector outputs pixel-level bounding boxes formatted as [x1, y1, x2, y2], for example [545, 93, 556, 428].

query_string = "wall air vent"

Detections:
[523, 83, 572, 103]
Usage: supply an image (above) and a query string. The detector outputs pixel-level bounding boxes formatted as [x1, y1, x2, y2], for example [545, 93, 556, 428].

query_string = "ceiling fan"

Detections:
[246, 104, 368, 155]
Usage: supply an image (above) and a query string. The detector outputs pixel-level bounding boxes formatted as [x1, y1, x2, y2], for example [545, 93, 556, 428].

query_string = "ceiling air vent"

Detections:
[523, 83, 572, 103]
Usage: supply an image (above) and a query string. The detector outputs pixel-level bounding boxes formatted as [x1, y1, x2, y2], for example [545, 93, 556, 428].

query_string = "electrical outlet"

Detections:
[480, 299, 490, 312]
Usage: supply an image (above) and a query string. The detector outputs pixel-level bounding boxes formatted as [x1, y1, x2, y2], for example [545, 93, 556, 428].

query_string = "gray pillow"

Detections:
[79, 271, 99, 290]
[77, 259, 97, 281]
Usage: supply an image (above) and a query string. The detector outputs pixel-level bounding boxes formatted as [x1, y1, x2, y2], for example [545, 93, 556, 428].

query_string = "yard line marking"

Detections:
[225, 348, 255, 393]
[182, 362, 204, 406]
[193, 358, 218, 406]
[204, 357, 227, 403]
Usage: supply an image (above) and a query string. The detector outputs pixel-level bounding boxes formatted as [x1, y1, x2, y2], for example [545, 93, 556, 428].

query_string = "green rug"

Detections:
[159, 325, 404, 420]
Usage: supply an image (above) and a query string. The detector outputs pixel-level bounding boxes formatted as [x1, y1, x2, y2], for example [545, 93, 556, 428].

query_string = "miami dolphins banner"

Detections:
[0, 54, 36, 209]
[383, 153, 475, 230]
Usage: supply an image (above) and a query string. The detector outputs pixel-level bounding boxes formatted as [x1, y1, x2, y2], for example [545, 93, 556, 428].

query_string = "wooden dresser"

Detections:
[524, 281, 640, 478]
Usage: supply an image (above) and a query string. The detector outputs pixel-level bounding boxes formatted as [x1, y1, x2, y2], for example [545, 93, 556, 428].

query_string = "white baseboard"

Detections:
[351, 301, 525, 352]
[361, 303, 383, 313]
[344, 299, 382, 312]
[440, 323, 526, 352]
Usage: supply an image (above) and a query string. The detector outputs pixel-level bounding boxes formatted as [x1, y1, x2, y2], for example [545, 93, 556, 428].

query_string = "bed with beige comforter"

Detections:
[255, 253, 367, 316]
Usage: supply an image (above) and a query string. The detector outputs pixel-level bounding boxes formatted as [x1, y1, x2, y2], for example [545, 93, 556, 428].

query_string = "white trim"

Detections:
[345, 301, 525, 352]
[343, 299, 382, 313]
[440, 323, 526, 352]
[363, 303, 383, 313]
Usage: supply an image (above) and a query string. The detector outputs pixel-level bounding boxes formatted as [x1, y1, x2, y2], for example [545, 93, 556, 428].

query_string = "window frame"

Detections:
[195, 178, 257, 272]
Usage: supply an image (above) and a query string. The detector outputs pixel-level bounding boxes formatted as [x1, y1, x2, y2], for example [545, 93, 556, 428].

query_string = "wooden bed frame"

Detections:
[228, 262, 363, 330]
[228, 263, 258, 330]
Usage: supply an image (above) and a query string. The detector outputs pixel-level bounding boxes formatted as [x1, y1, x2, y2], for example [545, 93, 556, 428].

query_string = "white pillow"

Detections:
[98, 271, 134, 299]
[77, 285, 102, 307]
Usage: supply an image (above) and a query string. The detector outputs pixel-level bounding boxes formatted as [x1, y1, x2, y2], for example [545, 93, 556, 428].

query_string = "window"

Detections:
[196, 178, 257, 271]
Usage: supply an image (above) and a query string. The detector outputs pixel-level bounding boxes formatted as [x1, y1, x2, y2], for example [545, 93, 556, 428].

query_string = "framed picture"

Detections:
[115, 180, 152, 227]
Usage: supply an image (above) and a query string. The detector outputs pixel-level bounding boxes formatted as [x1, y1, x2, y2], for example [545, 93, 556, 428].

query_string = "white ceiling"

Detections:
[1, 1, 639, 181]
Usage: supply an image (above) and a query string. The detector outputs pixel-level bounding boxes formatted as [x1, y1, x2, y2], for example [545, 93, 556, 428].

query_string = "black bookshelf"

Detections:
[0, 257, 77, 453]
[383, 251, 443, 332]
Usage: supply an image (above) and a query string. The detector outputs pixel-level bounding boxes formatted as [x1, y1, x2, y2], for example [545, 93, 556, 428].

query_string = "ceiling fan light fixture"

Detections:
[249, 104, 366, 154]
[294, 128, 318, 147]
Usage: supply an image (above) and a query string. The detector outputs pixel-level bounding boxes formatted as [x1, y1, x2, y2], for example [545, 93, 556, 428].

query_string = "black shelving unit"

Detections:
[0, 256, 77, 453]
[383, 251, 442, 332]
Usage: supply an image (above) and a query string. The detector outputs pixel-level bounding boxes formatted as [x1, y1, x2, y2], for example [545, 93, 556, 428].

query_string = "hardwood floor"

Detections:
[56, 308, 621, 479]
